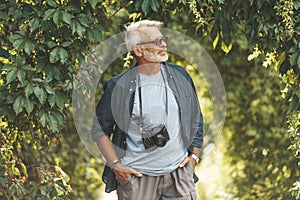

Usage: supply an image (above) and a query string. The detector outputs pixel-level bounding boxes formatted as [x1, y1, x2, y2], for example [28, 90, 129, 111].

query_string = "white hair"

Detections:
[125, 20, 163, 52]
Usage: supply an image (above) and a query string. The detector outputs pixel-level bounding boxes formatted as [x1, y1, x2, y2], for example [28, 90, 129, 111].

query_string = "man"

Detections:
[92, 20, 203, 200]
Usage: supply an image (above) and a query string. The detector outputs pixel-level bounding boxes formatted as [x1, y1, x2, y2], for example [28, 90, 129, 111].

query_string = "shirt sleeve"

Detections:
[91, 80, 116, 141]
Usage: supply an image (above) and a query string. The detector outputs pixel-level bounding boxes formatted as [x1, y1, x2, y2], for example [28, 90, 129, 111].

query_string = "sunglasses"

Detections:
[137, 36, 168, 46]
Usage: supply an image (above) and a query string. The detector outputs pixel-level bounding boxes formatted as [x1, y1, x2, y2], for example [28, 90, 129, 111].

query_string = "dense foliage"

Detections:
[217, 41, 299, 199]
[0, 0, 299, 199]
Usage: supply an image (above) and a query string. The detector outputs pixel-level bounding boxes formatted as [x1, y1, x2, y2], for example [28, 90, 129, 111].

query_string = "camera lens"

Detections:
[155, 134, 167, 147]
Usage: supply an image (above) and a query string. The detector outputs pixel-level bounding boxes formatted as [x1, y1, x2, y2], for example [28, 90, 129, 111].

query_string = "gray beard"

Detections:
[143, 51, 168, 63]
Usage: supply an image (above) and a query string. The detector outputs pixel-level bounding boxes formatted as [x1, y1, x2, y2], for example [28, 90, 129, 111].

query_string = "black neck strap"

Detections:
[137, 67, 168, 133]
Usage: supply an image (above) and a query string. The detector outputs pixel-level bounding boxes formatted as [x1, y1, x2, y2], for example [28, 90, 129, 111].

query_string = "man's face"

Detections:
[137, 27, 168, 63]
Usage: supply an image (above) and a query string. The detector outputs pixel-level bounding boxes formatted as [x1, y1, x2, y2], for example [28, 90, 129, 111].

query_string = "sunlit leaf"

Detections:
[221, 41, 232, 54]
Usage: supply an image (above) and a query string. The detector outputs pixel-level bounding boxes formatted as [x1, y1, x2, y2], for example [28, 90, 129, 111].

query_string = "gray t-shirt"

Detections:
[121, 70, 187, 176]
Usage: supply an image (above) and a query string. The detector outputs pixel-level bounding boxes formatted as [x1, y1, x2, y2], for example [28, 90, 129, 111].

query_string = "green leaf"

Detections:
[43, 9, 56, 20]
[46, 184, 57, 199]
[53, 10, 62, 27]
[29, 17, 40, 32]
[33, 86, 46, 104]
[46, 41, 57, 48]
[77, 14, 89, 27]
[9, 34, 22, 43]
[47, 0, 58, 7]
[13, 39, 25, 50]
[0, 177, 6, 187]
[210, 25, 219, 42]
[31, 78, 45, 83]
[55, 182, 66, 193]
[2, 64, 15, 71]
[48, 114, 59, 132]
[0, 11, 8, 19]
[62, 11, 73, 25]
[17, 70, 26, 84]
[24, 98, 34, 114]
[297, 53, 300, 69]
[39, 111, 47, 126]
[15, 183, 25, 198]
[43, 85, 55, 94]
[71, 19, 77, 34]
[9, 183, 17, 196]
[20, 65, 34, 71]
[289, 94, 299, 111]
[150, 0, 160, 11]
[58, 47, 68, 64]
[76, 21, 86, 36]
[63, 79, 72, 90]
[52, 111, 65, 126]
[6, 70, 17, 83]
[24, 40, 35, 54]
[13, 96, 24, 115]
[49, 47, 60, 63]
[142, 0, 150, 15]
[290, 52, 299, 66]
[88, 0, 98, 8]
[56, 92, 67, 110]
[48, 94, 56, 108]
[61, 41, 72, 47]
[135, 0, 143, 8]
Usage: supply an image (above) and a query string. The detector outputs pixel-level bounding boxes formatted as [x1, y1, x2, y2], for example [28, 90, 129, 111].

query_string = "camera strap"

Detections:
[137, 66, 168, 134]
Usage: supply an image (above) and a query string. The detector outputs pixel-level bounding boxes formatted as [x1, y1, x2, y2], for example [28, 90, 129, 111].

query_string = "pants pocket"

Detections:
[119, 174, 136, 189]
[190, 192, 198, 200]
[117, 175, 137, 200]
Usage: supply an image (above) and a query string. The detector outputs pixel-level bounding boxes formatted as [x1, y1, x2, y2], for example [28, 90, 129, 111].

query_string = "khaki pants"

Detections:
[116, 164, 198, 200]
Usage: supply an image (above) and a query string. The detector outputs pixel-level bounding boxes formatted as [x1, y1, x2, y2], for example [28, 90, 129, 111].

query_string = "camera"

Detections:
[142, 125, 170, 149]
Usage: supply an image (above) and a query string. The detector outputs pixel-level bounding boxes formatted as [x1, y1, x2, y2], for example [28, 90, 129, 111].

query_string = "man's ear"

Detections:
[132, 45, 143, 57]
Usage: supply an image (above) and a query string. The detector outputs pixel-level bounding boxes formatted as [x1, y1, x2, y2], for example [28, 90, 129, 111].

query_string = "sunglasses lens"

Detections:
[157, 37, 168, 45]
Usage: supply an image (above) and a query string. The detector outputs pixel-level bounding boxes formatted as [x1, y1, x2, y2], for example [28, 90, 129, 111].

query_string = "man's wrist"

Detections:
[108, 159, 121, 169]
[191, 153, 200, 164]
